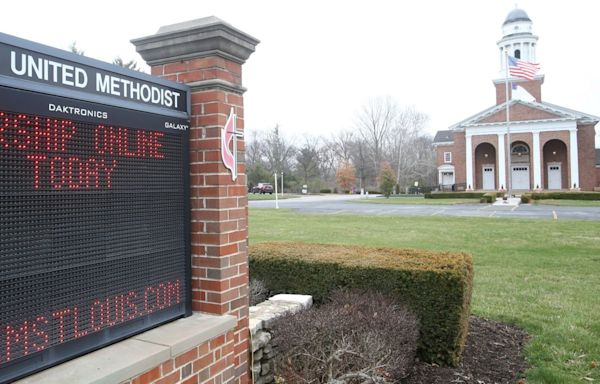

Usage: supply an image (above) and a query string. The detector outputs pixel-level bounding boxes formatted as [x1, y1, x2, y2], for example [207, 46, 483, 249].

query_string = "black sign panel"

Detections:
[0, 32, 187, 113]
[0, 33, 191, 383]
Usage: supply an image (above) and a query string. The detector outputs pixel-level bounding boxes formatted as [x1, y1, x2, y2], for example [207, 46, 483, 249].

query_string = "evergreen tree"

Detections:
[378, 161, 396, 198]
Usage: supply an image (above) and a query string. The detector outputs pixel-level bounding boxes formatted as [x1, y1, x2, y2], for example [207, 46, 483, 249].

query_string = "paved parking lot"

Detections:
[249, 194, 600, 220]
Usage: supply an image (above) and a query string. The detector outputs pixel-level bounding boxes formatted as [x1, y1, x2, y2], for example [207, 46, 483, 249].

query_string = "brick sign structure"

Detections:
[132, 16, 259, 383]
[2, 16, 258, 384]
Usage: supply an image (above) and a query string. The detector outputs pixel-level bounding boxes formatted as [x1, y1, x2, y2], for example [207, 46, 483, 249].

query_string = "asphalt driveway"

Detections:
[249, 194, 600, 220]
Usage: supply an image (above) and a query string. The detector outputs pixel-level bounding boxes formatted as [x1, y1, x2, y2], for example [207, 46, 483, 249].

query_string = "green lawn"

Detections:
[248, 193, 301, 200]
[248, 209, 600, 383]
[356, 196, 483, 205]
[533, 199, 600, 207]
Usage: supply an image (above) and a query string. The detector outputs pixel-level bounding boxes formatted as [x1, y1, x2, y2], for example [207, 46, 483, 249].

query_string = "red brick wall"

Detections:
[123, 331, 235, 384]
[541, 138, 568, 189]
[540, 131, 569, 190]
[577, 124, 598, 190]
[148, 56, 250, 383]
[453, 132, 466, 187]
[472, 135, 498, 189]
[495, 78, 543, 105]
[479, 104, 559, 124]
[436, 144, 453, 166]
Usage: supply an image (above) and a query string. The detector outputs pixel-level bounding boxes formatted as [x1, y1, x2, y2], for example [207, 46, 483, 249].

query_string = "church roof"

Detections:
[503, 8, 531, 25]
[449, 99, 600, 130]
[433, 130, 454, 144]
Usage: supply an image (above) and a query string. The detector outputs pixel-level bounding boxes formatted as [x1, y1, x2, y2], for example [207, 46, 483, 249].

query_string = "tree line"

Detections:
[246, 97, 437, 194]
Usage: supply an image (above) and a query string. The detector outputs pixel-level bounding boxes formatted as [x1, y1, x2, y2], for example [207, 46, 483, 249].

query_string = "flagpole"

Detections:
[505, 51, 512, 198]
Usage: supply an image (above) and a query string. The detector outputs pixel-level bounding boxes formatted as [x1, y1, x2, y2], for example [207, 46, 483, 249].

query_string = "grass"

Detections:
[248, 209, 600, 383]
[532, 199, 600, 207]
[248, 193, 301, 200]
[356, 196, 483, 205]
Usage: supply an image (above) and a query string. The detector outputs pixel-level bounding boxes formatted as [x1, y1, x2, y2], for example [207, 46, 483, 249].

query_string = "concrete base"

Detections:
[16, 313, 236, 384]
[493, 197, 521, 206]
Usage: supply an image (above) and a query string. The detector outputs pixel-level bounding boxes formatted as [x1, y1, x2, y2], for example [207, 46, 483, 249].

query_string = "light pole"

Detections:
[274, 172, 279, 209]
[280, 171, 284, 195]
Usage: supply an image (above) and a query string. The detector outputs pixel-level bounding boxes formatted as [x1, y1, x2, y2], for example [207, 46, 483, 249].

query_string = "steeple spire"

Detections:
[493, 7, 544, 104]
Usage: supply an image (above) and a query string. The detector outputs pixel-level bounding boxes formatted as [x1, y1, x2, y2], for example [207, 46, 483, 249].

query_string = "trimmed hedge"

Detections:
[319, 188, 332, 193]
[425, 192, 486, 199]
[521, 193, 532, 203]
[249, 242, 473, 366]
[481, 191, 505, 203]
[529, 191, 600, 201]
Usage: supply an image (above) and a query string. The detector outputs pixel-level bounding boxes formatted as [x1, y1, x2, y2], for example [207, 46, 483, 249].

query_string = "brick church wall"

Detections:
[479, 104, 559, 124]
[471, 135, 498, 189]
[495, 78, 543, 105]
[540, 131, 569, 190]
[577, 124, 598, 190]
[453, 131, 466, 187]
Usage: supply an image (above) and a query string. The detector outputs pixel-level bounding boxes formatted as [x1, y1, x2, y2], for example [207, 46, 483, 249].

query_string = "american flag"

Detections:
[508, 55, 540, 80]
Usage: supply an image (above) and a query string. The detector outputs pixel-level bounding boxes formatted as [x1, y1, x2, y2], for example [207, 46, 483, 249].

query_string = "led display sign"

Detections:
[0, 32, 191, 383]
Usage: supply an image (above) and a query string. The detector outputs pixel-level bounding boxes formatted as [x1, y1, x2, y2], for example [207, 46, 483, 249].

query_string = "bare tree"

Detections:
[331, 130, 356, 166]
[388, 107, 429, 187]
[245, 130, 271, 188]
[355, 96, 398, 179]
[69, 42, 85, 56]
[317, 137, 337, 186]
[295, 137, 321, 186]
[350, 137, 372, 192]
[113, 56, 139, 71]
[261, 125, 296, 174]
[245, 130, 264, 166]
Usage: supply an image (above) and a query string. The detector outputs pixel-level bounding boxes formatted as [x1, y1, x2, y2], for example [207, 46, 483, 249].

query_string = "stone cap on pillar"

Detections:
[131, 16, 260, 65]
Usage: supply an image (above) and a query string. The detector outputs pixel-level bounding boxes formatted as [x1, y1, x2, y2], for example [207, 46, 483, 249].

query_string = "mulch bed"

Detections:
[405, 316, 529, 384]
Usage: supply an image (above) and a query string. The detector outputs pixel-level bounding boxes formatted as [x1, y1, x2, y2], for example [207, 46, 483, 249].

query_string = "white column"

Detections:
[466, 134, 473, 190]
[532, 132, 542, 190]
[497, 133, 506, 190]
[569, 129, 580, 189]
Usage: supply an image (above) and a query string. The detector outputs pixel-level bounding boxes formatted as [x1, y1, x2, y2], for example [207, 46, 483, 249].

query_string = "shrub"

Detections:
[367, 190, 382, 195]
[424, 192, 487, 199]
[521, 193, 532, 204]
[481, 191, 505, 203]
[378, 162, 396, 198]
[320, 188, 332, 194]
[249, 278, 269, 306]
[250, 242, 473, 366]
[529, 191, 600, 201]
[272, 289, 418, 383]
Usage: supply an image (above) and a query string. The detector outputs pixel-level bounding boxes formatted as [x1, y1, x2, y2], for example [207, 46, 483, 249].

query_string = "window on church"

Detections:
[511, 144, 529, 156]
[444, 152, 452, 163]
[514, 49, 521, 59]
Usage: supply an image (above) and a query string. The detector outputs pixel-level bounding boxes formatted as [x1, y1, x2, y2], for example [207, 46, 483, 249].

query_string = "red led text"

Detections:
[0, 279, 181, 364]
[0, 111, 166, 190]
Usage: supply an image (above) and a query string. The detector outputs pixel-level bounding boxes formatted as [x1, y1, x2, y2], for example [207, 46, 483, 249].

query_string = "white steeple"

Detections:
[497, 7, 539, 75]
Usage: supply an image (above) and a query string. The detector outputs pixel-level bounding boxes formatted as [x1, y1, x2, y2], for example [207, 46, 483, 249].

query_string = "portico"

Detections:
[464, 117, 582, 191]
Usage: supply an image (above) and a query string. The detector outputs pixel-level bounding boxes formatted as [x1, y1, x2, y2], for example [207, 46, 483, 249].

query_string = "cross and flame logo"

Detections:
[221, 107, 243, 181]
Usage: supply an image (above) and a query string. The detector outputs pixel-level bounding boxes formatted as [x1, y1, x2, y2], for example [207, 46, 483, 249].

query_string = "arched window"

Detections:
[514, 49, 521, 59]
[511, 143, 529, 157]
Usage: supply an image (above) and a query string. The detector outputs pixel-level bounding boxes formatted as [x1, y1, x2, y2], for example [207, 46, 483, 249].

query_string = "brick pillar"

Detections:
[132, 17, 259, 383]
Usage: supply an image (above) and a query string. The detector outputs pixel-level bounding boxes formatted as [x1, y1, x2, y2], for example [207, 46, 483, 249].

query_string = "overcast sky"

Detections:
[2, 0, 599, 145]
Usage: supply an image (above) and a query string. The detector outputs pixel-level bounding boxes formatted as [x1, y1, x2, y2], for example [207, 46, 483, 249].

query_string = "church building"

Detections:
[434, 8, 600, 192]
